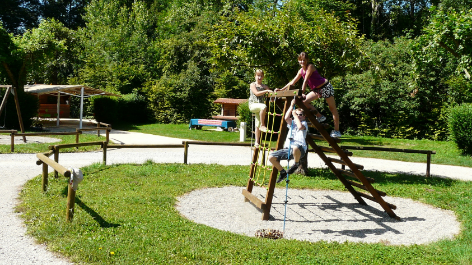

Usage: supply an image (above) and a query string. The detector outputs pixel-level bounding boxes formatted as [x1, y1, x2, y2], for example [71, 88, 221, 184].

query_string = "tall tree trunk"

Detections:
[371, 0, 380, 39]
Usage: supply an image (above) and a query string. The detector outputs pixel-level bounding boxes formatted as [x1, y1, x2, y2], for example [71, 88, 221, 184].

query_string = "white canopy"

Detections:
[24, 84, 120, 129]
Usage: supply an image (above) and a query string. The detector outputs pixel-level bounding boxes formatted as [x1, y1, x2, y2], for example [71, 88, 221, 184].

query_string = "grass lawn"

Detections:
[115, 122, 472, 168]
[0, 132, 107, 154]
[18, 162, 472, 264]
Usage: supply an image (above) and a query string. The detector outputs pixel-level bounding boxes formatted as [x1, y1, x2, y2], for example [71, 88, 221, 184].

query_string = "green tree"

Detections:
[0, 24, 38, 129]
[419, 6, 472, 79]
[76, 0, 156, 94]
[208, 1, 364, 94]
[146, 1, 218, 123]
[19, 19, 78, 85]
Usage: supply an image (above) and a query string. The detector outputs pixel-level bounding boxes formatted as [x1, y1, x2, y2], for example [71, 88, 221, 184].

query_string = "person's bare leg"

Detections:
[304, 92, 322, 118]
[326, 96, 339, 131]
[292, 147, 301, 163]
[259, 108, 267, 131]
[255, 127, 260, 146]
[269, 156, 283, 171]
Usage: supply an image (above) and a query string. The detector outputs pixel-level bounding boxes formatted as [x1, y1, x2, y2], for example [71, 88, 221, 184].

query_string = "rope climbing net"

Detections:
[250, 96, 283, 188]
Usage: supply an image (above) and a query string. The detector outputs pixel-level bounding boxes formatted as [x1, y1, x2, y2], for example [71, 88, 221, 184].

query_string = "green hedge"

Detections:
[91, 91, 151, 124]
[448, 103, 472, 155]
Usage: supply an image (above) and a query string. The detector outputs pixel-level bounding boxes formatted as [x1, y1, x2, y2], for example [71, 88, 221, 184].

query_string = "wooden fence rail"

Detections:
[36, 152, 75, 221]
[37, 140, 437, 222]
[1, 127, 110, 152]
[340, 145, 436, 177]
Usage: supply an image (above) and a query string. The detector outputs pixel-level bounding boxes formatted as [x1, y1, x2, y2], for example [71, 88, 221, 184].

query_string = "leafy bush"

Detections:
[237, 101, 253, 137]
[330, 37, 450, 140]
[91, 97, 118, 124]
[91, 91, 151, 125]
[146, 61, 213, 123]
[448, 104, 472, 155]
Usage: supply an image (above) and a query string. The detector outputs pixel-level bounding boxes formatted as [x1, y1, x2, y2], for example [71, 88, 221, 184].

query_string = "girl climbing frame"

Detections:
[243, 87, 400, 221]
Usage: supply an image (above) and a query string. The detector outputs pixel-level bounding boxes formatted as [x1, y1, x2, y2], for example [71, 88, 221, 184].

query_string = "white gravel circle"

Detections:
[176, 186, 461, 245]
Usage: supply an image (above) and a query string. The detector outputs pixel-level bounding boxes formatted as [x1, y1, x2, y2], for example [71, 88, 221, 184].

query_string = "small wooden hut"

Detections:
[212, 98, 247, 121]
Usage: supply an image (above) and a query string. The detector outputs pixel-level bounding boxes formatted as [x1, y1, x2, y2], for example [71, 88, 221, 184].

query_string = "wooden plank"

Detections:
[341, 145, 436, 154]
[181, 141, 252, 147]
[108, 144, 184, 149]
[50, 141, 103, 150]
[242, 189, 265, 210]
[36, 150, 54, 165]
[268, 88, 301, 98]
[312, 146, 353, 156]
[328, 157, 364, 169]
[36, 153, 71, 179]
[307, 122, 331, 130]
[16, 132, 78, 136]
[0, 130, 17, 133]
[338, 168, 375, 183]
[308, 133, 341, 143]
[346, 179, 386, 196]
[78, 128, 111, 132]
[356, 191, 397, 210]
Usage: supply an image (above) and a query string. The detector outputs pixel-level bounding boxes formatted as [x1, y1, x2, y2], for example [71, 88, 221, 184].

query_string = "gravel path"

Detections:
[0, 130, 470, 263]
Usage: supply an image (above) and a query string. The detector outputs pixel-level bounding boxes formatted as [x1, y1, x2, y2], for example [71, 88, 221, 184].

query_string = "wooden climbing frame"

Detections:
[242, 88, 399, 220]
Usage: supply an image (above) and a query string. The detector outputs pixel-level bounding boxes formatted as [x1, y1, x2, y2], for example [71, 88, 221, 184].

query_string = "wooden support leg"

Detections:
[42, 163, 48, 192]
[75, 129, 80, 150]
[184, 141, 188, 164]
[10, 132, 14, 152]
[102, 141, 107, 165]
[66, 185, 76, 222]
[54, 148, 59, 178]
[426, 152, 431, 178]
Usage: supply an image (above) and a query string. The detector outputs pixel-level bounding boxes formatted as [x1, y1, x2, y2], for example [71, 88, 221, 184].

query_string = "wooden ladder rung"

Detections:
[242, 189, 266, 210]
[308, 133, 341, 143]
[328, 157, 364, 169]
[338, 168, 375, 183]
[315, 146, 353, 156]
[356, 191, 397, 210]
[307, 122, 331, 130]
[346, 180, 386, 196]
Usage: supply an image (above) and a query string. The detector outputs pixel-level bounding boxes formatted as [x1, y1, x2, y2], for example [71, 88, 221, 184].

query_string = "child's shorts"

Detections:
[249, 103, 267, 128]
[313, 82, 334, 99]
[270, 144, 306, 161]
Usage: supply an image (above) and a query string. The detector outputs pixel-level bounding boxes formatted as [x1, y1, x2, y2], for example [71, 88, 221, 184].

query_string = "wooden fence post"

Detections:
[97, 122, 100, 137]
[75, 129, 80, 144]
[184, 141, 188, 164]
[66, 184, 76, 222]
[102, 141, 107, 165]
[42, 162, 48, 192]
[54, 147, 59, 178]
[426, 151, 431, 178]
[10, 131, 16, 152]
[106, 128, 110, 143]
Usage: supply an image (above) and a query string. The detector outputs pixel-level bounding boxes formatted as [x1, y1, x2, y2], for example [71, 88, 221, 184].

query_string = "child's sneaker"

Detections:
[276, 170, 288, 183]
[330, 130, 342, 138]
[317, 115, 326, 123]
[287, 163, 299, 174]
